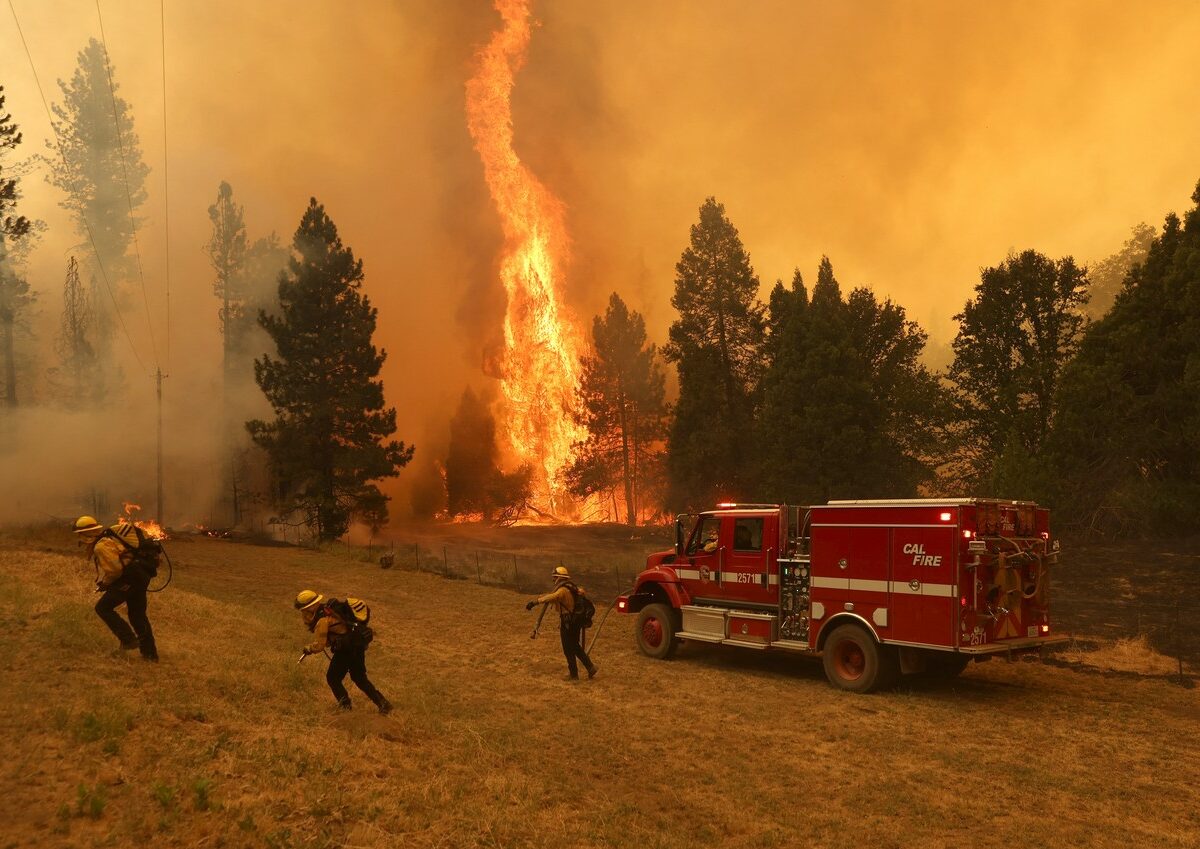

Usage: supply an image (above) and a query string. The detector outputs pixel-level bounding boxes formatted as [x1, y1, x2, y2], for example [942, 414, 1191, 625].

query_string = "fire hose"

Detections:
[585, 598, 620, 656]
[527, 597, 619, 657]
[297, 648, 332, 665]
[148, 545, 173, 593]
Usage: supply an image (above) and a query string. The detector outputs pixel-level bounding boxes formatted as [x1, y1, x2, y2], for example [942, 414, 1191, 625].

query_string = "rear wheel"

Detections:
[636, 603, 680, 660]
[822, 623, 899, 693]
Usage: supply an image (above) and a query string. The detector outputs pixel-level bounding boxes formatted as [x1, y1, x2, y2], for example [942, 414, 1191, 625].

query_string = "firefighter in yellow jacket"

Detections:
[295, 590, 392, 714]
[74, 516, 159, 661]
[525, 566, 597, 681]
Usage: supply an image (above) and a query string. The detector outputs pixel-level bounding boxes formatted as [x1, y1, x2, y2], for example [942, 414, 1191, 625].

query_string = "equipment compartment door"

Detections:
[890, 525, 957, 646]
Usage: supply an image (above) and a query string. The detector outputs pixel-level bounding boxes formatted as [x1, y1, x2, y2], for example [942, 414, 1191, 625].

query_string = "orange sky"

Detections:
[3, 0, 1199, 517]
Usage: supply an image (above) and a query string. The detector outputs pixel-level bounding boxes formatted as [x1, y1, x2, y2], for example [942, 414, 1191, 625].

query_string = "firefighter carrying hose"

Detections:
[295, 590, 392, 714]
[525, 566, 597, 681]
[74, 515, 159, 662]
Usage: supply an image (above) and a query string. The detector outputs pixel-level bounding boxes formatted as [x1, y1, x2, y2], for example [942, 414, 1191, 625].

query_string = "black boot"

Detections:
[586, 663, 598, 679]
[376, 697, 393, 716]
[337, 697, 352, 711]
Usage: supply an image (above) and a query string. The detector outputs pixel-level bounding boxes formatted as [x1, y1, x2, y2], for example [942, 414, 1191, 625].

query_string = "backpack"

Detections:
[106, 525, 162, 580]
[565, 583, 596, 628]
[324, 597, 374, 652]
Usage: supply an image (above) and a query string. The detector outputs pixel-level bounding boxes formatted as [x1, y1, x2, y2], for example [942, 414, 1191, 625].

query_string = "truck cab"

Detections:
[618, 499, 1068, 692]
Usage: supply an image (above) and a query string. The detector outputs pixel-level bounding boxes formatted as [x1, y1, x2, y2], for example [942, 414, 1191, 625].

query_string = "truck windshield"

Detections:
[687, 516, 721, 555]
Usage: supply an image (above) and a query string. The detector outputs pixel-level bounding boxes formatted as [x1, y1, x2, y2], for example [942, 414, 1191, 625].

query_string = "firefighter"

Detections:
[295, 590, 392, 714]
[524, 566, 597, 681]
[702, 527, 719, 553]
[74, 516, 159, 662]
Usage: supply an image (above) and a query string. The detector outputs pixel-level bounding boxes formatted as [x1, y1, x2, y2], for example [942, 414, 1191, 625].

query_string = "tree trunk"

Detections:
[1, 310, 16, 408]
[617, 387, 635, 526]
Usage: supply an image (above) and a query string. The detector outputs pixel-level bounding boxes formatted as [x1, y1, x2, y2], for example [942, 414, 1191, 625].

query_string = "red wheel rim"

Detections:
[642, 617, 664, 648]
[833, 639, 865, 680]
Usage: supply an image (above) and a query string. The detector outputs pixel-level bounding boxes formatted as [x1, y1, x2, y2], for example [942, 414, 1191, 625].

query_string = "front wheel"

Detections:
[635, 603, 680, 660]
[822, 624, 899, 693]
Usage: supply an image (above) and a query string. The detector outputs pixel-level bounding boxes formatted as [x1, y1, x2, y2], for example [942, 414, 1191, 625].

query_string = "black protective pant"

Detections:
[94, 577, 157, 660]
[326, 647, 386, 708]
[559, 618, 594, 677]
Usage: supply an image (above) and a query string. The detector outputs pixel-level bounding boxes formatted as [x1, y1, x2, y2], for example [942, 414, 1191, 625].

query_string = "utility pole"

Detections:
[156, 367, 166, 524]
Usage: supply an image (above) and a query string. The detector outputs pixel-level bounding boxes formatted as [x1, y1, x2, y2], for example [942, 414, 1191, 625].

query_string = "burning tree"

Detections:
[445, 387, 532, 524]
[247, 198, 414, 540]
[566, 293, 667, 525]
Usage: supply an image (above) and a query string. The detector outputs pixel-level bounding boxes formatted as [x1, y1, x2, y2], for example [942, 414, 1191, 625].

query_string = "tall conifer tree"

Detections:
[567, 292, 667, 525]
[248, 198, 413, 539]
[664, 197, 765, 507]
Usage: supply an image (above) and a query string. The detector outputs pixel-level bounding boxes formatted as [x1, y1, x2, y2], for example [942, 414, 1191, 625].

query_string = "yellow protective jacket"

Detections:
[91, 523, 141, 588]
[305, 611, 349, 654]
[536, 583, 587, 619]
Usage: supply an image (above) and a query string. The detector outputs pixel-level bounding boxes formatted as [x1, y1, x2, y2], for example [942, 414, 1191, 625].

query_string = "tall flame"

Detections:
[465, 0, 586, 515]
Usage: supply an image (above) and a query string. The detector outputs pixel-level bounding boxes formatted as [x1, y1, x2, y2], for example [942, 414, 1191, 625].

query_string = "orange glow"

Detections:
[465, 0, 587, 517]
[117, 501, 168, 540]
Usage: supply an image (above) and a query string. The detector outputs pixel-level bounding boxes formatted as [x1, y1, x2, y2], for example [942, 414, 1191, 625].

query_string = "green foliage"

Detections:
[1045, 183, 1200, 535]
[948, 249, 1088, 490]
[193, 778, 215, 812]
[46, 39, 149, 285]
[664, 198, 765, 507]
[567, 293, 668, 524]
[755, 260, 945, 502]
[0, 85, 30, 243]
[248, 198, 414, 540]
[76, 783, 106, 819]
[152, 782, 176, 811]
[1086, 222, 1156, 320]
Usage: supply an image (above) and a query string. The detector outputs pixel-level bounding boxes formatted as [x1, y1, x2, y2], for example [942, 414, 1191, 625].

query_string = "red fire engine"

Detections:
[616, 499, 1068, 692]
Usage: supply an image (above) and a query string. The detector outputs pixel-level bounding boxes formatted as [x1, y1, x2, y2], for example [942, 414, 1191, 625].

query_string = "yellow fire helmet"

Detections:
[551, 565, 571, 581]
[74, 515, 104, 535]
[294, 590, 324, 612]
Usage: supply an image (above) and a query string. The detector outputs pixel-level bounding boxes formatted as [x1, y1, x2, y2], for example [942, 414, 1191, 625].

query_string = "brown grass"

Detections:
[1, 524, 1197, 849]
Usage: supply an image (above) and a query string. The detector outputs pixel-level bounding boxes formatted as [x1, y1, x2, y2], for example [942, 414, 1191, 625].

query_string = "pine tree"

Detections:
[247, 198, 414, 540]
[567, 293, 667, 525]
[1046, 182, 1200, 535]
[446, 387, 500, 518]
[47, 39, 149, 287]
[664, 197, 765, 508]
[948, 250, 1087, 491]
[205, 181, 248, 393]
[445, 387, 533, 523]
[48, 256, 102, 407]
[755, 260, 942, 503]
[0, 86, 35, 409]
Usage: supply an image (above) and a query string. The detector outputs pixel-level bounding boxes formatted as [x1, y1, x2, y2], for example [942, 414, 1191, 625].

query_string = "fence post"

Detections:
[414, 543, 420, 571]
[1177, 600, 1185, 683]
[443, 545, 449, 577]
[476, 551, 482, 584]
[513, 554, 520, 592]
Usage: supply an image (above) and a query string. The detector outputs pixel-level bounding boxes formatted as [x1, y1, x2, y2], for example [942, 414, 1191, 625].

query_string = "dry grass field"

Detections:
[1, 523, 1197, 849]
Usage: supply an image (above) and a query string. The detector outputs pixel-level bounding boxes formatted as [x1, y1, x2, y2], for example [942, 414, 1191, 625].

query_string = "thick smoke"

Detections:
[1, 1, 1198, 524]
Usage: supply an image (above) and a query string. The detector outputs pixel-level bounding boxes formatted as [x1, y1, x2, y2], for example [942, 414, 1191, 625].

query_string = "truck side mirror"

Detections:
[674, 515, 684, 556]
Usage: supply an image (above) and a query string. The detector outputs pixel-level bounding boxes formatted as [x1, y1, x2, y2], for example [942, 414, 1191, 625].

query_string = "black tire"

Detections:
[821, 623, 899, 693]
[922, 652, 970, 678]
[635, 603, 680, 660]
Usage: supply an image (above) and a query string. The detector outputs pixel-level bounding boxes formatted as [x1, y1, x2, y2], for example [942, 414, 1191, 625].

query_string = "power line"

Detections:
[6, 0, 146, 374]
[95, 0, 159, 370]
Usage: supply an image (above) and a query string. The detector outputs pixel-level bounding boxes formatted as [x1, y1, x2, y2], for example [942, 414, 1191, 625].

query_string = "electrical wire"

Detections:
[6, 0, 146, 373]
[95, 0, 159, 371]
